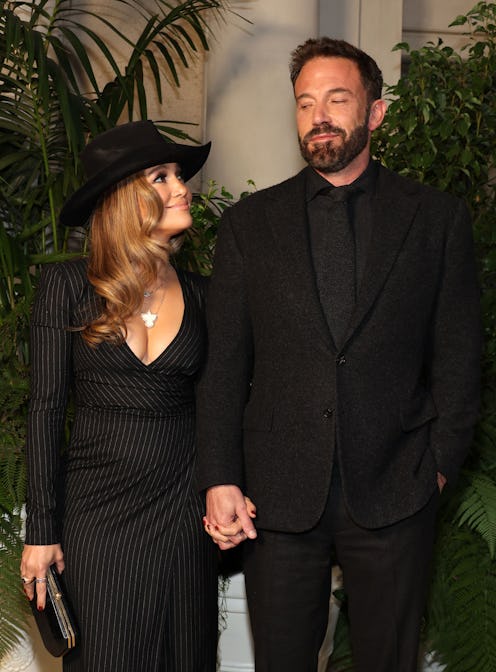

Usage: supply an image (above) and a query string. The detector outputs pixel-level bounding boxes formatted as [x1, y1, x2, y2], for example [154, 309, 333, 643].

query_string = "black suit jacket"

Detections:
[196, 164, 481, 531]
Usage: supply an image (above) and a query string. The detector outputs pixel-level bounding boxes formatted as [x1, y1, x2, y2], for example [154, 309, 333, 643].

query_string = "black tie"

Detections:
[314, 185, 359, 347]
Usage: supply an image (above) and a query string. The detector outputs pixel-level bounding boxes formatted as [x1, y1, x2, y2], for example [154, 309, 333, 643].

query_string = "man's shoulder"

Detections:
[376, 163, 462, 206]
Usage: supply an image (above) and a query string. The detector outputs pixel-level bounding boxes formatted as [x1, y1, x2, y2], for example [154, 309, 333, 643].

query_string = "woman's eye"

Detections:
[153, 173, 167, 183]
[153, 172, 184, 184]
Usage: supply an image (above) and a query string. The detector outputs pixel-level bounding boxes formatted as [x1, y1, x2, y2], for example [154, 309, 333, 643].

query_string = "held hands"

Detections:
[203, 485, 257, 550]
[20, 544, 65, 611]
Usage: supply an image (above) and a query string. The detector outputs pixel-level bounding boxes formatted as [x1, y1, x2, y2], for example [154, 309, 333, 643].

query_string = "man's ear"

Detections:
[368, 99, 387, 131]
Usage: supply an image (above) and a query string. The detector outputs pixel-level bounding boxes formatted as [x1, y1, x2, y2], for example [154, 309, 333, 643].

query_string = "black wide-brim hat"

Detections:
[59, 120, 211, 228]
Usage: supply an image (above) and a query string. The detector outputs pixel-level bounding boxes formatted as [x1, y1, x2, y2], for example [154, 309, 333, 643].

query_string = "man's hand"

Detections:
[437, 472, 447, 492]
[203, 484, 257, 550]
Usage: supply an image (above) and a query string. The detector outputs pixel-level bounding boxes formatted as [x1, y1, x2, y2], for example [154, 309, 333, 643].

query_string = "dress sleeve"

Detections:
[24, 264, 75, 545]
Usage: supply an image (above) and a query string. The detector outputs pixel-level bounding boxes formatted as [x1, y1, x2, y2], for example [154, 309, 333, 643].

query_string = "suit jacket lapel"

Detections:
[343, 167, 420, 345]
[265, 171, 335, 350]
[262, 166, 421, 352]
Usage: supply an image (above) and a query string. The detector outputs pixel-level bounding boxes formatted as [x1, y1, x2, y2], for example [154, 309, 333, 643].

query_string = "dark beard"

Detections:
[299, 120, 369, 174]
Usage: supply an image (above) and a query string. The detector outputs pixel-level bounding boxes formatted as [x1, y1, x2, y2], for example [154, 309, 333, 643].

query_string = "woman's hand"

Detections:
[203, 490, 257, 549]
[20, 544, 65, 611]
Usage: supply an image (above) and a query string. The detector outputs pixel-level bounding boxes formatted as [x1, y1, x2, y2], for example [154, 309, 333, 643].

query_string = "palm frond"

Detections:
[0, 307, 29, 659]
[1, 0, 234, 246]
[0, 511, 29, 659]
[454, 473, 496, 558]
[426, 526, 496, 671]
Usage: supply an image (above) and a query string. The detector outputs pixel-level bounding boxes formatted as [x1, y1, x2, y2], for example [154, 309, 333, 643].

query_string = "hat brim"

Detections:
[60, 141, 211, 228]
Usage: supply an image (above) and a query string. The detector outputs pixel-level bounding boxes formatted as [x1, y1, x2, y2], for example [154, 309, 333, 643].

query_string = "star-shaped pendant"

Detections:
[141, 310, 158, 328]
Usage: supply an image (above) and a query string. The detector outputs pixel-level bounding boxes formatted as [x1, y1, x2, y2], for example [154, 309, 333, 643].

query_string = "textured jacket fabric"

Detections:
[196, 164, 481, 532]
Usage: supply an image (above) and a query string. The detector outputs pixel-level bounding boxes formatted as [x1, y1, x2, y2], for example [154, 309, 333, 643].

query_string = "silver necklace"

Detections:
[140, 266, 172, 328]
[140, 285, 167, 328]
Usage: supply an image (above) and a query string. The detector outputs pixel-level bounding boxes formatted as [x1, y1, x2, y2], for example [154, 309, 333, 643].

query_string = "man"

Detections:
[196, 38, 481, 672]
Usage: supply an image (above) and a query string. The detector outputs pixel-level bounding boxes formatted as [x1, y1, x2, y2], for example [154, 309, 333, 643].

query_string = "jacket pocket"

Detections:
[400, 391, 438, 431]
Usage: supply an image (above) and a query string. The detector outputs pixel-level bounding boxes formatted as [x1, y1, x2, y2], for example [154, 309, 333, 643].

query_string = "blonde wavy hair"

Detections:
[82, 171, 185, 346]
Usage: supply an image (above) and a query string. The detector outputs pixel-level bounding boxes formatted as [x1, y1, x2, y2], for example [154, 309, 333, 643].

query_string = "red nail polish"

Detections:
[38, 605, 44, 612]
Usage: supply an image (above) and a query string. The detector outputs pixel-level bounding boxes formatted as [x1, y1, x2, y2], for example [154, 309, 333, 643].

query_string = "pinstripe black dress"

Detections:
[25, 258, 218, 672]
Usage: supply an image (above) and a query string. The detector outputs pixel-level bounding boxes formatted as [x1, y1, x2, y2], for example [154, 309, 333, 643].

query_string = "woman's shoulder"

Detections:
[39, 257, 88, 290]
[32, 257, 90, 326]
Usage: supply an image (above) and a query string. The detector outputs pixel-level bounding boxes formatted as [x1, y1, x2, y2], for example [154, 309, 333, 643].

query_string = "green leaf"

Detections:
[455, 474, 496, 557]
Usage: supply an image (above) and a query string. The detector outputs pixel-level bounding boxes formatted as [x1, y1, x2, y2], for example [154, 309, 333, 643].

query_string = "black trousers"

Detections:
[243, 478, 439, 672]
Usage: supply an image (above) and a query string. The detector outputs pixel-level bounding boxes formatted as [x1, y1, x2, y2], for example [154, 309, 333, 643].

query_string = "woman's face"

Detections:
[143, 162, 192, 241]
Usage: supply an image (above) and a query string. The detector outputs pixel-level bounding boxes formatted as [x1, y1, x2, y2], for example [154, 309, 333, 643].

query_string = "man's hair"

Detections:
[289, 37, 383, 103]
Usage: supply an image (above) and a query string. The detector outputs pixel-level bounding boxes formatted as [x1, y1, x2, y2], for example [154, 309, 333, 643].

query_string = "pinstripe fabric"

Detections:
[25, 258, 217, 672]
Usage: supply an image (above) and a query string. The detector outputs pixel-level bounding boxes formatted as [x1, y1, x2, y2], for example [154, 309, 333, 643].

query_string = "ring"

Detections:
[21, 576, 34, 584]
[35, 577, 47, 584]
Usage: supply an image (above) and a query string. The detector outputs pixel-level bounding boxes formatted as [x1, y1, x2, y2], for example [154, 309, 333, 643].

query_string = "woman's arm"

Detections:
[21, 263, 75, 608]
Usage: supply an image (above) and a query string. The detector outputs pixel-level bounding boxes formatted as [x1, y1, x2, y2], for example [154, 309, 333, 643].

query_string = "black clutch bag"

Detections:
[30, 564, 79, 657]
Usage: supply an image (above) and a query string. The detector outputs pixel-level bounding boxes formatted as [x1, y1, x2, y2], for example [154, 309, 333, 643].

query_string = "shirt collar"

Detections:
[305, 159, 379, 203]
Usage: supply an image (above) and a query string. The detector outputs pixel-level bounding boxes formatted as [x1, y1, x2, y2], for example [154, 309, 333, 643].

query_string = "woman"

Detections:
[20, 121, 218, 671]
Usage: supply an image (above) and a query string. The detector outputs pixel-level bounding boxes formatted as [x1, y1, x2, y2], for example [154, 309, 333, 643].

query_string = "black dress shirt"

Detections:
[306, 159, 379, 294]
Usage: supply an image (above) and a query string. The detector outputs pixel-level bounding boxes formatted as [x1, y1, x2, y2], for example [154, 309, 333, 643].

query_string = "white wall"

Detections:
[204, 0, 319, 195]
[319, 0, 403, 87]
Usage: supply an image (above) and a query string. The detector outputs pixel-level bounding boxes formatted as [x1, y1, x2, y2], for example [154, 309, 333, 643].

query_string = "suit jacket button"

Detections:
[323, 408, 333, 419]
[336, 355, 346, 366]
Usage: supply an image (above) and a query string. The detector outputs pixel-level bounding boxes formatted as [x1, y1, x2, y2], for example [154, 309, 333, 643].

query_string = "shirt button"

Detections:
[336, 355, 346, 366]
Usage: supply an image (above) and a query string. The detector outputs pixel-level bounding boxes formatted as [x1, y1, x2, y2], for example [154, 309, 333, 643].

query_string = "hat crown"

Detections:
[81, 121, 160, 180]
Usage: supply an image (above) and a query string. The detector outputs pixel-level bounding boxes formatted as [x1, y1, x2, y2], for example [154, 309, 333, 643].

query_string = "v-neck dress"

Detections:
[25, 258, 217, 672]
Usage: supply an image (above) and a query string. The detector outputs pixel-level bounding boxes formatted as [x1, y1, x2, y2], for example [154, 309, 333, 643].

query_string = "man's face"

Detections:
[295, 56, 371, 174]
